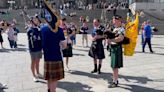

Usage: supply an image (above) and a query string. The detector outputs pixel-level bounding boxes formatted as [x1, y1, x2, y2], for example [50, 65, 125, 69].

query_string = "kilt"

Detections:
[88, 41, 105, 59]
[44, 61, 64, 81]
[0, 35, 3, 42]
[62, 44, 73, 57]
[111, 45, 123, 68]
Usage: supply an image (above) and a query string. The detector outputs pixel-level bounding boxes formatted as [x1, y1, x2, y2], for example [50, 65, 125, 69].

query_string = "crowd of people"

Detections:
[0, 13, 156, 91]
[0, 19, 19, 49]
[0, 2, 158, 91]
[60, 1, 128, 11]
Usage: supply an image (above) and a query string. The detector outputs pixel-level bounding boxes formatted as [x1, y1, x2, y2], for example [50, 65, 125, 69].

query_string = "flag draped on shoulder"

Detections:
[42, 0, 60, 32]
[124, 13, 139, 56]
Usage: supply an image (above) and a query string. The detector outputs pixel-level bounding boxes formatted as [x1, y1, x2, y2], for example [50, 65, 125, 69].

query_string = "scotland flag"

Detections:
[42, 0, 60, 32]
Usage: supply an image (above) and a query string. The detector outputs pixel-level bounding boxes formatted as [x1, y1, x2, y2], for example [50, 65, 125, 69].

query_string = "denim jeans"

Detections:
[142, 38, 153, 52]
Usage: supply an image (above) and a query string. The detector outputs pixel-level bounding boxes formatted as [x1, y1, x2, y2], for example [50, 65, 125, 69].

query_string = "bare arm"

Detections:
[60, 40, 67, 49]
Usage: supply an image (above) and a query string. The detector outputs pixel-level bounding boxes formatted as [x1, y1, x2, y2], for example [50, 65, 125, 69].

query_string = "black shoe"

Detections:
[98, 70, 101, 74]
[97, 64, 102, 74]
[116, 80, 119, 84]
[91, 69, 97, 73]
[150, 51, 154, 53]
[109, 82, 118, 88]
[91, 64, 97, 73]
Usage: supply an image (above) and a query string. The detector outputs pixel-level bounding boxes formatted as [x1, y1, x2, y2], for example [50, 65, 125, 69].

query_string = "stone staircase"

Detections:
[1, 8, 163, 34]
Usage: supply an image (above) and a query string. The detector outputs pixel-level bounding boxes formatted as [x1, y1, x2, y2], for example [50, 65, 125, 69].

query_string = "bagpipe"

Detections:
[152, 27, 159, 32]
[103, 31, 130, 45]
[92, 25, 130, 49]
[91, 26, 105, 50]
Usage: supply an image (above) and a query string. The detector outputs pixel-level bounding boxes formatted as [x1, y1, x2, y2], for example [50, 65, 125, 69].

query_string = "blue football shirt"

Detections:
[41, 25, 65, 61]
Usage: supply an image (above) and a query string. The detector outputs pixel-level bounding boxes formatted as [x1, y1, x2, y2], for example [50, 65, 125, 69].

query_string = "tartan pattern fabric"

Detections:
[44, 61, 64, 81]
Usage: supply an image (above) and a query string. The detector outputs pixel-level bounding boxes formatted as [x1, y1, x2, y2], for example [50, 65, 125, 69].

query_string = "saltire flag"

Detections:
[124, 13, 139, 56]
[42, 0, 60, 32]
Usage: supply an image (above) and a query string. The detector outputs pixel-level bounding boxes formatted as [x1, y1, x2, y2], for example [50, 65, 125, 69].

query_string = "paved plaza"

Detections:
[0, 33, 164, 92]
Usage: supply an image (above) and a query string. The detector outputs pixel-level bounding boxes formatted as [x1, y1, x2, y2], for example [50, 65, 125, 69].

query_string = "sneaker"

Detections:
[66, 67, 70, 72]
[109, 81, 118, 88]
[91, 69, 97, 73]
[0, 83, 7, 89]
[37, 73, 43, 79]
[33, 77, 39, 82]
[98, 70, 101, 74]
[109, 82, 118, 88]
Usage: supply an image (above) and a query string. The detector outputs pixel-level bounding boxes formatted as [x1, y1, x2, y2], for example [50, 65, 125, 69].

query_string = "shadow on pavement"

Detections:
[119, 74, 153, 84]
[152, 44, 164, 46]
[37, 80, 47, 84]
[70, 70, 113, 82]
[0, 48, 27, 52]
[135, 51, 164, 56]
[73, 48, 89, 52]
[153, 46, 164, 49]
[70, 70, 163, 91]
[12, 48, 27, 52]
[0, 90, 5, 92]
[71, 70, 154, 84]
[73, 53, 85, 56]
[58, 81, 93, 92]
[17, 44, 26, 47]
[153, 79, 164, 82]
[119, 84, 164, 92]
[0, 49, 10, 53]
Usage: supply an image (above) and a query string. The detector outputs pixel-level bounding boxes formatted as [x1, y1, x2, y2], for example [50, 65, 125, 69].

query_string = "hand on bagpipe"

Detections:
[103, 30, 130, 45]
[152, 27, 158, 32]
[103, 31, 117, 39]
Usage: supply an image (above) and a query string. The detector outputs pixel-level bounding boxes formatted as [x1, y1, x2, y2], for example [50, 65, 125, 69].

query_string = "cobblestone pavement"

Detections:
[0, 34, 164, 92]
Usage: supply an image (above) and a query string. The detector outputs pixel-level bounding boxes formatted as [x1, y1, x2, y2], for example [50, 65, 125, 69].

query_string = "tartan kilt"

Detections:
[88, 42, 105, 59]
[111, 45, 123, 68]
[62, 44, 73, 57]
[44, 61, 64, 81]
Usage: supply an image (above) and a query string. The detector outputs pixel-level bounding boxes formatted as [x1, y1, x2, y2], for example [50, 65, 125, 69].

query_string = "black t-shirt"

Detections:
[96, 25, 105, 35]
[27, 27, 42, 52]
[81, 26, 88, 34]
